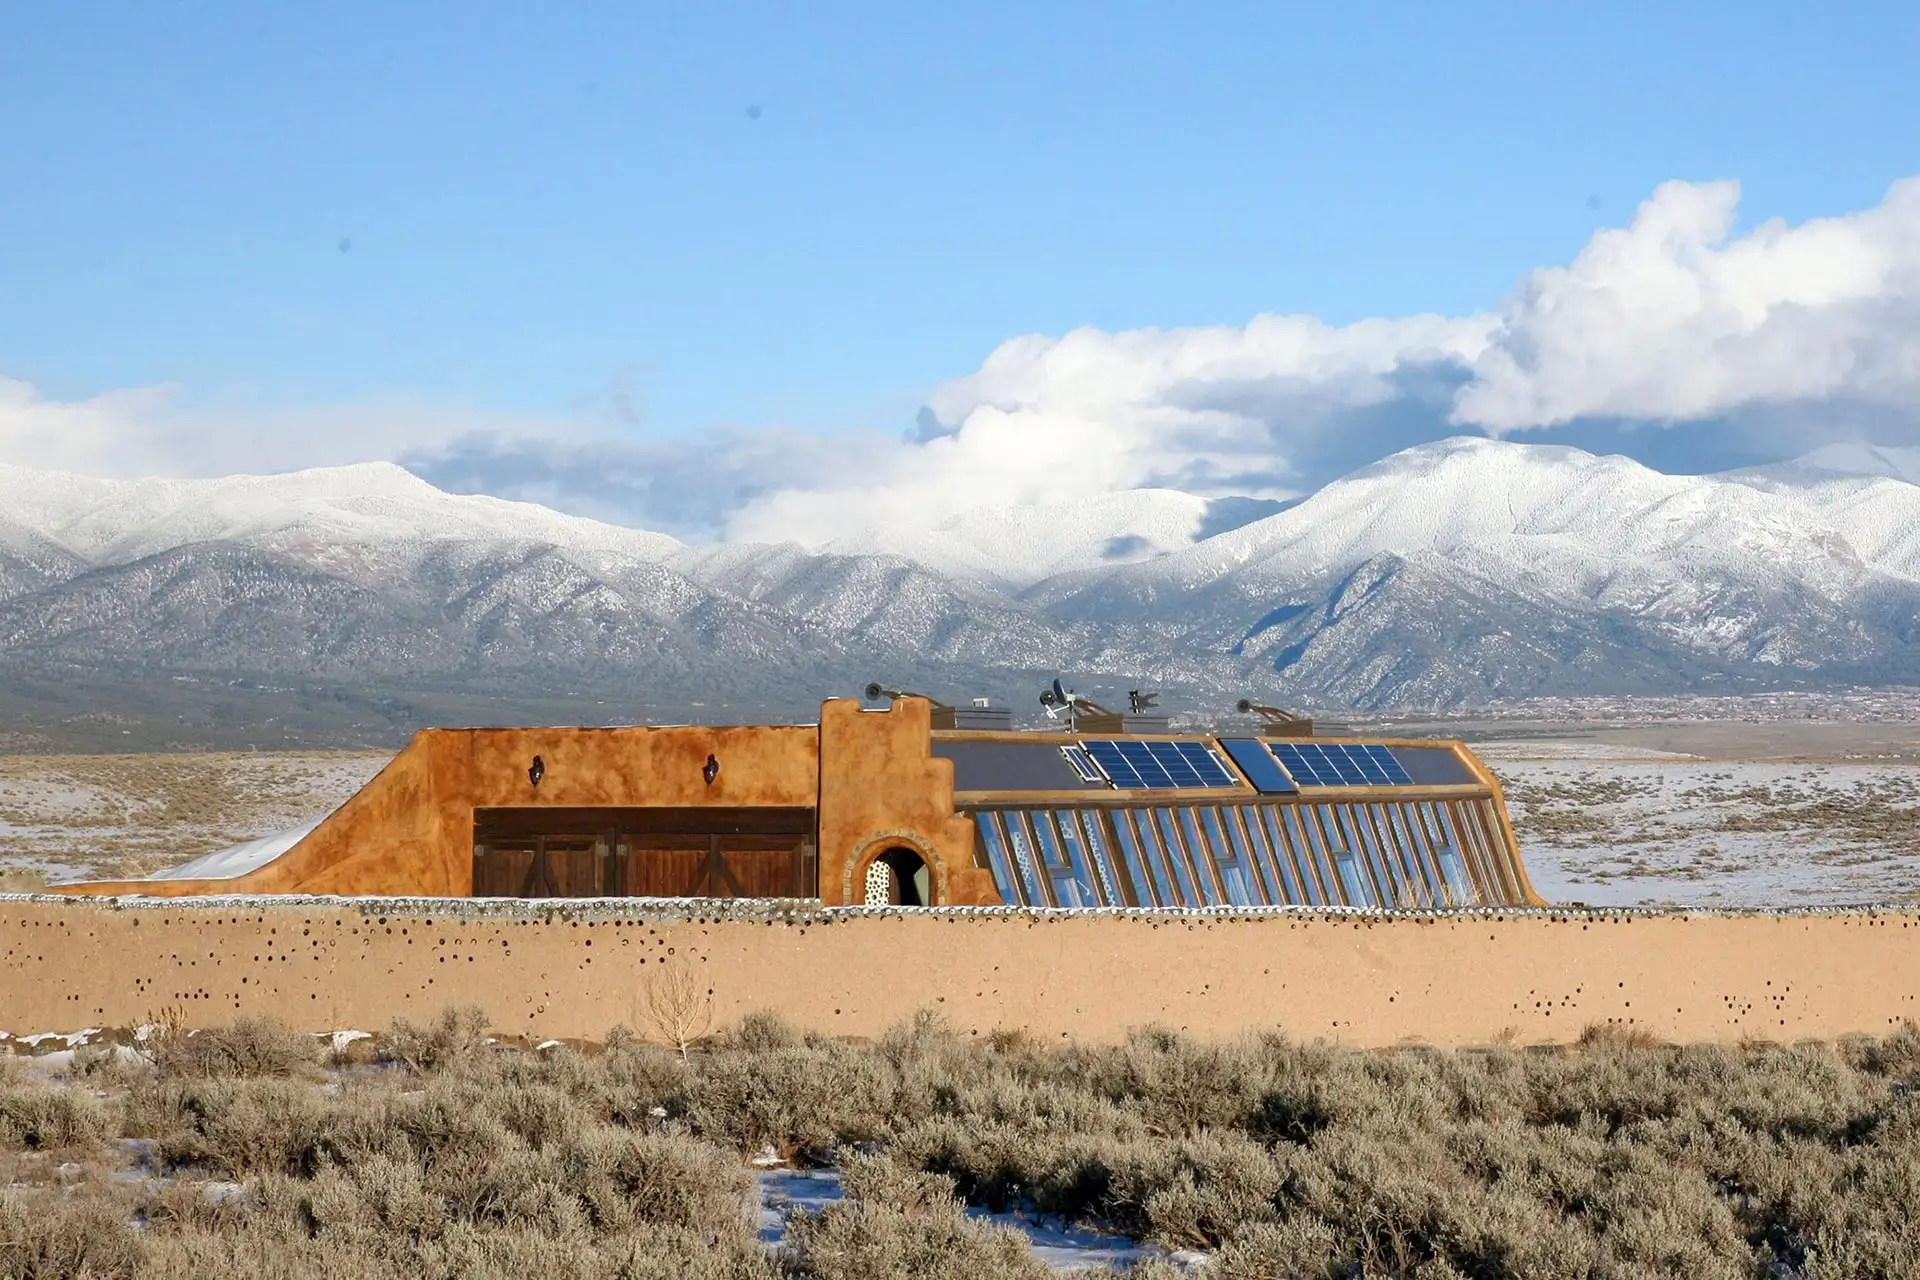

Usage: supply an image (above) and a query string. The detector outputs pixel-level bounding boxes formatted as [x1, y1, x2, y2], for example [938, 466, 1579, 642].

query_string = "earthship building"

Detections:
[51, 695, 1541, 909]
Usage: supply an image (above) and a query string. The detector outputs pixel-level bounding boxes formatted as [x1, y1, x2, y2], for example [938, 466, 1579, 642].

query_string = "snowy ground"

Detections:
[1486, 741, 1920, 907]
[0, 752, 385, 887]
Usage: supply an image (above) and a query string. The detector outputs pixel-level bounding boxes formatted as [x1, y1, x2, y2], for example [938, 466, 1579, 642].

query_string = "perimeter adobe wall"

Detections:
[5, 900, 1918, 1047]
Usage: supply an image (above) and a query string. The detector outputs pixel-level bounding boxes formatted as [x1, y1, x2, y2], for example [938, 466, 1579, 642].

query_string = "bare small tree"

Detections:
[642, 957, 713, 1061]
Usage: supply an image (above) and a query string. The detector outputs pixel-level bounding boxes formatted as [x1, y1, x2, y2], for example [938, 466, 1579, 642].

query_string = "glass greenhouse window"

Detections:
[1153, 809, 1203, 904]
[973, 812, 1019, 904]
[1076, 810, 1124, 906]
[1199, 807, 1255, 905]
[1435, 841, 1472, 906]
[1220, 808, 1277, 905]
[1112, 811, 1167, 907]
[1001, 811, 1046, 905]
[1131, 810, 1181, 906]
[1273, 806, 1326, 905]
[1362, 803, 1414, 907]
[1227, 806, 1282, 903]
[1333, 847, 1373, 907]
[1379, 804, 1431, 904]
[1320, 805, 1382, 905]
[1046, 811, 1098, 908]
[1177, 809, 1224, 905]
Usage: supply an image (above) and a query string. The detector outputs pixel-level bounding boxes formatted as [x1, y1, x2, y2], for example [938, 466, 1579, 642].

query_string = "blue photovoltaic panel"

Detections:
[1361, 745, 1413, 785]
[1270, 742, 1415, 788]
[1174, 741, 1238, 787]
[1218, 739, 1298, 793]
[1082, 739, 1239, 790]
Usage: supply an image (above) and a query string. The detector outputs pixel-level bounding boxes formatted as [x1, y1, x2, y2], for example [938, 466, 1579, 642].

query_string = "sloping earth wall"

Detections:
[4, 897, 1917, 1048]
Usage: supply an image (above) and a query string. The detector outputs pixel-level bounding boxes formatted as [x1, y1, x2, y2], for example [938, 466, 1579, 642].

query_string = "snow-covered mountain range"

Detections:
[0, 438, 1916, 727]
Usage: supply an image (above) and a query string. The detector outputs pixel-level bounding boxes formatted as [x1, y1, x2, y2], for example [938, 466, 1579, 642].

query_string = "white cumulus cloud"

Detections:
[1455, 177, 1920, 429]
[0, 377, 550, 479]
[725, 312, 1496, 545]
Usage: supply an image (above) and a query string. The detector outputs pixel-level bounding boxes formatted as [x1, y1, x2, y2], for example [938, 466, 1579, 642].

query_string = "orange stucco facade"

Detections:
[50, 698, 996, 906]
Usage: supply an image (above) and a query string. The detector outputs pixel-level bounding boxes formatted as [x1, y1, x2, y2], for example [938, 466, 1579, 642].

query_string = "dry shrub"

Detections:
[724, 1011, 801, 1054]
[148, 1015, 320, 1079]
[0, 1082, 113, 1152]
[7, 1006, 1920, 1278]
[384, 1004, 492, 1073]
[132, 1076, 331, 1177]
[1575, 1021, 1662, 1053]
[0, 1192, 143, 1280]
[685, 1038, 892, 1161]
[781, 1150, 1047, 1280]
[586, 1031, 689, 1128]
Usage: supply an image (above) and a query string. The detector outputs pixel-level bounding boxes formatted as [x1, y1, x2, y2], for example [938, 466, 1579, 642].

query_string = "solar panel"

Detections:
[1218, 738, 1298, 793]
[1270, 741, 1416, 788]
[1081, 739, 1239, 790]
[1059, 744, 1104, 784]
[1174, 741, 1237, 787]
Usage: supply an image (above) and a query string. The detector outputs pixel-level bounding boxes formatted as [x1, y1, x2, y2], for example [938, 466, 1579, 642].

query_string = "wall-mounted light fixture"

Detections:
[703, 753, 719, 786]
[528, 755, 545, 787]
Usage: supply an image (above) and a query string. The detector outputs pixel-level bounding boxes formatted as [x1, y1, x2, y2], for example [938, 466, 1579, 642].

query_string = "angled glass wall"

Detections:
[964, 796, 1523, 910]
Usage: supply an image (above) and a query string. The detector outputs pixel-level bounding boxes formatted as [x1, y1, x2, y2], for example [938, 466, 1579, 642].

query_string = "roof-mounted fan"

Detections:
[1039, 678, 1109, 729]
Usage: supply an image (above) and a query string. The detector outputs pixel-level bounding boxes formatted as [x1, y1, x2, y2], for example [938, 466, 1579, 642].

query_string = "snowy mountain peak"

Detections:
[0, 460, 686, 570]
[1124, 434, 1920, 592]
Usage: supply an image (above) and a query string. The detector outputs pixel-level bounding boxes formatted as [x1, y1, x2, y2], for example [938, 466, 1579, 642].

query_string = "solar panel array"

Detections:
[1270, 742, 1413, 787]
[1082, 739, 1237, 790]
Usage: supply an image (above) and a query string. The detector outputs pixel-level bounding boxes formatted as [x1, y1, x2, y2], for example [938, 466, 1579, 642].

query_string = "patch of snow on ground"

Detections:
[754, 1169, 1194, 1272]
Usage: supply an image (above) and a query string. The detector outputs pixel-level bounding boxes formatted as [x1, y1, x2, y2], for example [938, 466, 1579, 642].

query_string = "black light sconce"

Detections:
[528, 755, 545, 787]
[703, 753, 719, 786]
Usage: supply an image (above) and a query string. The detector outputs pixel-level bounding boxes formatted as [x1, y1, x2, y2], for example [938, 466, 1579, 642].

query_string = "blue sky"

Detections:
[4, 2, 1919, 539]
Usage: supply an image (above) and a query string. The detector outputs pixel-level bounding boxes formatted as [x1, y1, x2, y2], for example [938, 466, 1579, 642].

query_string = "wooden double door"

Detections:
[472, 806, 818, 900]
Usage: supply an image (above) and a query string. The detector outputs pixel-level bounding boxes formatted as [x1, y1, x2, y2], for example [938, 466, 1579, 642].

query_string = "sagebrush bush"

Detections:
[147, 1015, 320, 1080]
[0, 1081, 114, 1151]
[6, 1008, 1920, 1277]
[384, 1004, 493, 1073]
[0, 1192, 143, 1280]
[781, 1150, 1049, 1280]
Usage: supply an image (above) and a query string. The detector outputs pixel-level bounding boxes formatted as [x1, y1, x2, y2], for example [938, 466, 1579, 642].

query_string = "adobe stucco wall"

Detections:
[47, 700, 999, 906]
[5, 898, 1918, 1047]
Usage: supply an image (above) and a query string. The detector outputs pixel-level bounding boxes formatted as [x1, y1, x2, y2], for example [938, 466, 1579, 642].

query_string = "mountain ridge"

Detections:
[0, 438, 1915, 742]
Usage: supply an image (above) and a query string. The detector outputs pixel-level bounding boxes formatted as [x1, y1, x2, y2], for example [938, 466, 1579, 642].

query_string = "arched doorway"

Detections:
[863, 846, 931, 906]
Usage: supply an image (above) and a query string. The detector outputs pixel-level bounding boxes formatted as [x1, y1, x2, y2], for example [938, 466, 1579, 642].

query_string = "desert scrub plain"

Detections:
[0, 752, 384, 887]
[1486, 752, 1920, 908]
[4, 1009, 1920, 1279]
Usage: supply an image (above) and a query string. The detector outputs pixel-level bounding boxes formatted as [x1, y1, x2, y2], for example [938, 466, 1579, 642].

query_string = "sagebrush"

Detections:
[3, 1006, 1919, 1278]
